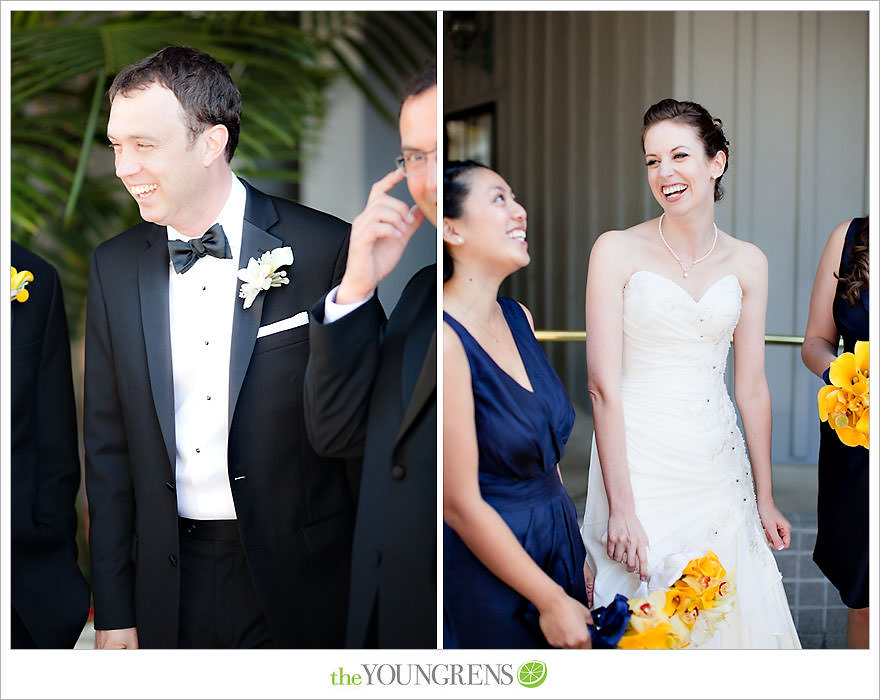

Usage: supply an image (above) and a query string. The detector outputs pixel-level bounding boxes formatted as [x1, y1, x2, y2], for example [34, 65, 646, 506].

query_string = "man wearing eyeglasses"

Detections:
[305, 59, 436, 649]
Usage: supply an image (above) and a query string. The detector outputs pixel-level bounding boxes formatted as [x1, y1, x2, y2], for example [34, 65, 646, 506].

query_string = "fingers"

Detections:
[367, 167, 407, 202]
[635, 544, 648, 582]
[582, 606, 593, 626]
[355, 199, 417, 235]
[406, 204, 426, 236]
[779, 523, 791, 549]
[776, 518, 792, 550]
[583, 563, 595, 608]
[540, 598, 592, 649]
[764, 521, 784, 550]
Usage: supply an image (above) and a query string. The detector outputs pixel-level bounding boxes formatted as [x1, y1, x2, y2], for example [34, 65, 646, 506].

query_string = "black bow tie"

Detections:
[168, 223, 232, 274]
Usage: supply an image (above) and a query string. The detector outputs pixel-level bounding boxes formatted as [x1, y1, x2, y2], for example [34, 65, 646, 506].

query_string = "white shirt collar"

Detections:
[166, 172, 246, 263]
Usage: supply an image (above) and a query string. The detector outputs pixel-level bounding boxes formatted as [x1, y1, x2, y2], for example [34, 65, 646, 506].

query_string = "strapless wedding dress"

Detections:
[582, 270, 801, 648]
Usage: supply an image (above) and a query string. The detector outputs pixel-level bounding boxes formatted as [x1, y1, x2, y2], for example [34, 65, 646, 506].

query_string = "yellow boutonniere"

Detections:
[819, 341, 869, 449]
[11, 266, 34, 303]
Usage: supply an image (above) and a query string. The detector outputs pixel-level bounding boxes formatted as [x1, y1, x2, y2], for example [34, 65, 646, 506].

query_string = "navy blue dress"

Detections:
[813, 217, 869, 609]
[443, 297, 588, 648]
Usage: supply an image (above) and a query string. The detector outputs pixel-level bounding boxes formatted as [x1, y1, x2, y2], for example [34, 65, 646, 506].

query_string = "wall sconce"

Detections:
[447, 11, 492, 73]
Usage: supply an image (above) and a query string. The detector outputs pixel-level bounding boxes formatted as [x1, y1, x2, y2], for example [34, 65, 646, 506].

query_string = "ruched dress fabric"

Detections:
[581, 270, 801, 648]
[443, 297, 588, 648]
[814, 217, 869, 609]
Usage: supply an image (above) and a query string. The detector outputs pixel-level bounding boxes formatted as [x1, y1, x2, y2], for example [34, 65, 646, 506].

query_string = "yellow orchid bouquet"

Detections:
[818, 341, 869, 449]
[590, 551, 735, 649]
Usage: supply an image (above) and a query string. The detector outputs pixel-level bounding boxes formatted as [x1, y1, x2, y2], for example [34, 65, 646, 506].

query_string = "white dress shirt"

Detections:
[167, 174, 245, 520]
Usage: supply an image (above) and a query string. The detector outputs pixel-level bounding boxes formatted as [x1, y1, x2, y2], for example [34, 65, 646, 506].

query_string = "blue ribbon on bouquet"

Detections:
[588, 594, 631, 649]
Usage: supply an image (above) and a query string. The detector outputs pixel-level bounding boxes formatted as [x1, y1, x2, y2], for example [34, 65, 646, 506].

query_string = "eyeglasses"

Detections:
[395, 148, 437, 175]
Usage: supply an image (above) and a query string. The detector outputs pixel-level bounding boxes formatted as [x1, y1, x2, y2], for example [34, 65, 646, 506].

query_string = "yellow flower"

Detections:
[619, 612, 691, 649]
[618, 620, 675, 649]
[672, 552, 727, 610]
[819, 344, 869, 449]
[662, 589, 687, 618]
[627, 590, 664, 621]
[683, 551, 725, 578]
[829, 342, 869, 395]
[621, 590, 692, 648]
[10, 266, 34, 303]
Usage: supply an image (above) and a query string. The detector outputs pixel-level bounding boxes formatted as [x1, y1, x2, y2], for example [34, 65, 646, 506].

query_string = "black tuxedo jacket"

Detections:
[305, 264, 436, 648]
[11, 242, 90, 648]
[84, 180, 354, 648]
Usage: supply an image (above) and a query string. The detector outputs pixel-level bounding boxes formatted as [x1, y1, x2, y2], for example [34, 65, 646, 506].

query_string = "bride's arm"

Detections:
[732, 243, 790, 551]
[585, 232, 649, 580]
[443, 323, 592, 648]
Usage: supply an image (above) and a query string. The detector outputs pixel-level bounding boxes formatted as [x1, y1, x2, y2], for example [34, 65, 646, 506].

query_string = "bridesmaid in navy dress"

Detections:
[443, 161, 591, 649]
[802, 216, 869, 648]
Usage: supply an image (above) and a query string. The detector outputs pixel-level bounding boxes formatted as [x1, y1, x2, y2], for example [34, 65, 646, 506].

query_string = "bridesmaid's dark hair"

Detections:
[642, 98, 730, 202]
[837, 216, 869, 306]
[443, 159, 488, 281]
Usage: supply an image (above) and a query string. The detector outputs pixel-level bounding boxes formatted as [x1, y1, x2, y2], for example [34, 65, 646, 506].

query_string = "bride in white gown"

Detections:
[582, 98, 800, 648]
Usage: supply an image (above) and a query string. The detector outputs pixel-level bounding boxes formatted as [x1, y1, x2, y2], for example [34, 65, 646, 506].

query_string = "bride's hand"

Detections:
[583, 560, 594, 608]
[606, 509, 649, 581]
[758, 500, 791, 551]
[537, 588, 593, 649]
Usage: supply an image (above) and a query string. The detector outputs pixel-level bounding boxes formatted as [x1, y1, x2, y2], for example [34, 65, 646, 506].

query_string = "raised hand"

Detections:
[336, 168, 425, 305]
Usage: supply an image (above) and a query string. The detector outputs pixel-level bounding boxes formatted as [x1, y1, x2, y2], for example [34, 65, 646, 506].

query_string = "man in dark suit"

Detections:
[11, 242, 91, 648]
[304, 60, 437, 648]
[84, 46, 353, 648]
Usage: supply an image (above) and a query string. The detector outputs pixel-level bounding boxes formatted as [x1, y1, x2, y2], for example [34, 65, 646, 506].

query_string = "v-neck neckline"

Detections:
[445, 300, 535, 395]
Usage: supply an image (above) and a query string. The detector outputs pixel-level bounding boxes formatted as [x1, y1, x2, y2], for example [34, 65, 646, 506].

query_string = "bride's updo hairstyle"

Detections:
[443, 159, 487, 281]
[642, 98, 730, 202]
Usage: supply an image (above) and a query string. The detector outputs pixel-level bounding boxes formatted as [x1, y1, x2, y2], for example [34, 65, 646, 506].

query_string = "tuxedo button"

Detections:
[195, 448, 201, 453]
[390, 465, 406, 481]
[165, 481, 175, 491]
[168, 553, 178, 567]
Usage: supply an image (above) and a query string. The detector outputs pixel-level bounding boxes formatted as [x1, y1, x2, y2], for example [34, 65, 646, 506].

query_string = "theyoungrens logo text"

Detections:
[329, 661, 546, 688]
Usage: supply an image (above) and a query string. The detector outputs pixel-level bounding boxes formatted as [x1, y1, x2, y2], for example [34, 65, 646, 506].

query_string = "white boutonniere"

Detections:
[11, 266, 34, 303]
[237, 246, 293, 309]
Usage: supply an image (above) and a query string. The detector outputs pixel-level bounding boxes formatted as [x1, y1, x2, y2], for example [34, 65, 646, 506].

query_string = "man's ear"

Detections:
[201, 124, 229, 167]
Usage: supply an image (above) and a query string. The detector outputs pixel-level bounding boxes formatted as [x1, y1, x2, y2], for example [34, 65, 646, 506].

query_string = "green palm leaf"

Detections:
[11, 9, 434, 340]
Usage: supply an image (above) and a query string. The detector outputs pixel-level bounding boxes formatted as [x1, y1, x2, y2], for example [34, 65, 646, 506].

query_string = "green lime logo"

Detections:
[517, 660, 547, 688]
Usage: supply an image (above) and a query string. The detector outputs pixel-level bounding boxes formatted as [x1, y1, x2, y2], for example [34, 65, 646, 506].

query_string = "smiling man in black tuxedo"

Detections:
[305, 59, 437, 648]
[84, 45, 354, 648]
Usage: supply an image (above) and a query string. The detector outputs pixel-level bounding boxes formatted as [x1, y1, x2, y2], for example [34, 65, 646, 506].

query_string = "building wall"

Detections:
[673, 11, 869, 462]
[444, 10, 869, 463]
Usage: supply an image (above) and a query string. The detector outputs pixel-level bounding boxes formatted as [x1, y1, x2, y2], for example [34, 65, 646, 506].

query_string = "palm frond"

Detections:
[11, 9, 435, 339]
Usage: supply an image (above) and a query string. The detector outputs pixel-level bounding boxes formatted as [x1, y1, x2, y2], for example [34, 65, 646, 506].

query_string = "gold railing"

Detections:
[534, 331, 806, 346]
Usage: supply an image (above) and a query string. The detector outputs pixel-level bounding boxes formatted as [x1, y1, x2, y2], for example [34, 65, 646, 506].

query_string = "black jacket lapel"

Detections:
[228, 184, 282, 428]
[138, 226, 176, 469]
[394, 330, 436, 448]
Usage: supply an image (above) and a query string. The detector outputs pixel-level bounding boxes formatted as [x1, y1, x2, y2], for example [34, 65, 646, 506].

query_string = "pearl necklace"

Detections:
[657, 213, 718, 278]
